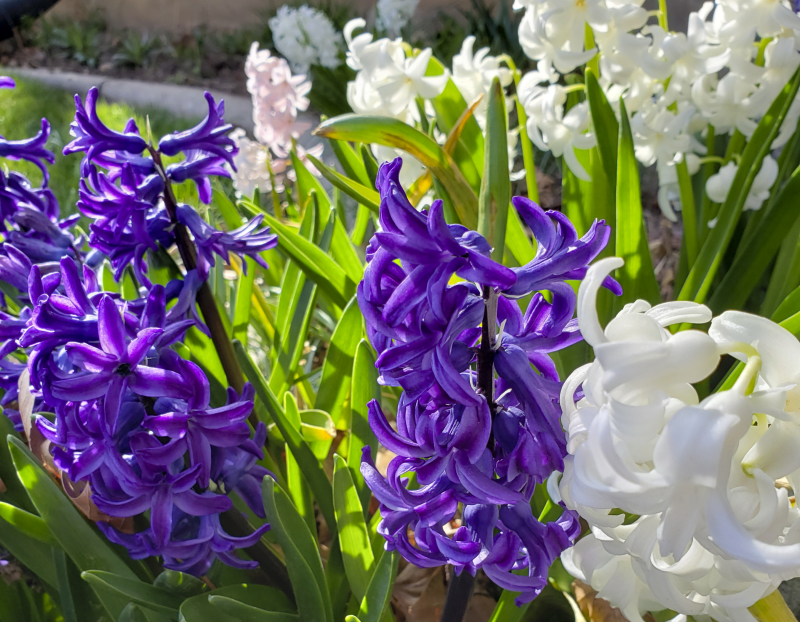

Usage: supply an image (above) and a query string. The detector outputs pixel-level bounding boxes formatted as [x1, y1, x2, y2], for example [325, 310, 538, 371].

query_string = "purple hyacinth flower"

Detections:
[51, 296, 191, 430]
[504, 197, 621, 301]
[211, 422, 272, 518]
[0, 76, 15, 89]
[167, 152, 231, 204]
[64, 88, 148, 162]
[133, 357, 254, 487]
[176, 204, 276, 280]
[158, 93, 237, 168]
[0, 169, 59, 230]
[0, 119, 56, 184]
[92, 460, 232, 549]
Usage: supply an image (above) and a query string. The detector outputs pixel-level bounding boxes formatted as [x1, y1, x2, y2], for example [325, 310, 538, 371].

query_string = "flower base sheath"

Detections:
[358, 158, 619, 603]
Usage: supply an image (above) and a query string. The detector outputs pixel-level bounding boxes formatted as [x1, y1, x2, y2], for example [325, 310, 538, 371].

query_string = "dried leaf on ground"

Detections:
[573, 580, 658, 622]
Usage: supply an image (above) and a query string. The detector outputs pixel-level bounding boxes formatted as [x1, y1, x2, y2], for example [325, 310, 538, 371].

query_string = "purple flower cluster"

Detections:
[0, 80, 277, 576]
[359, 158, 619, 603]
[69, 87, 277, 285]
[16, 259, 270, 574]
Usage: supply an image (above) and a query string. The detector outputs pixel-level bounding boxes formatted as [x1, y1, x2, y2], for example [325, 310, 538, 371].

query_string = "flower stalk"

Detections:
[149, 147, 246, 397]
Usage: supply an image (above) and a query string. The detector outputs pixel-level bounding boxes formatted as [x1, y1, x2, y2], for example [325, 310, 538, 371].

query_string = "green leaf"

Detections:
[316, 296, 363, 427]
[179, 584, 295, 622]
[679, 65, 800, 304]
[488, 590, 531, 622]
[585, 68, 619, 186]
[82, 570, 184, 616]
[0, 502, 57, 545]
[231, 258, 256, 347]
[761, 210, 800, 316]
[153, 571, 206, 599]
[333, 455, 375, 602]
[0, 414, 34, 512]
[270, 247, 319, 394]
[291, 150, 332, 217]
[119, 603, 150, 622]
[360, 144, 380, 188]
[7, 436, 137, 619]
[329, 139, 372, 187]
[263, 477, 333, 622]
[208, 596, 299, 621]
[235, 342, 337, 532]
[315, 115, 479, 228]
[53, 549, 78, 622]
[709, 163, 800, 313]
[0, 508, 58, 588]
[283, 393, 318, 536]
[477, 77, 510, 263]
[247, 206, 356, 308]
[614, 98, 660, 309]
[348, 340, 380, 511]
[331, 216, 365, 284]
[354, 548, 398, 622]
[308, 155, 380, 214]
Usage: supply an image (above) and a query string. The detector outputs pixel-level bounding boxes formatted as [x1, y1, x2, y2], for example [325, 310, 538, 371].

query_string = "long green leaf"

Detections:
[488, 590, 531, 622]
[8, 436, 136, 618]
[53, 550, 79, 622]
[179, 584, 294, 622]
[709, 163, 800, 312]
[263, 477, 333, 622]
[330, 139, 372, 187]
[316, 296, 363, 428]
[354, 548, 398, 622]
[0, 502, 57, 545]
[308, 155, 380, 214]
[247, 206, 355, 308]
[208, 596, 299, 621]
[291, 149, 332, 217]
[585, 68, 619, 186]
[231, 257, 256, 346]
[315, 115, 479, 228]
[283, 393, 316, 536]
[333, 455, 375, 602]
[0, 411, 35, 512]
[82, 571, 184, 616]
[348, 340, 380, 511]
[0, 511, 58, 588]
[477, 77, 510, 263]
[235, 341, 336, 532]
[331, 216, 365, 284]
[679, 66, 800, 303]
[614, 98, 660, 309]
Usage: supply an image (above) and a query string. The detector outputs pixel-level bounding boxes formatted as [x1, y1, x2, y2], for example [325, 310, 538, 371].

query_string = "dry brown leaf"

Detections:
[0, 476, 6, 494]
[573, 581, 657, 622]
[62, 474, 135, 533]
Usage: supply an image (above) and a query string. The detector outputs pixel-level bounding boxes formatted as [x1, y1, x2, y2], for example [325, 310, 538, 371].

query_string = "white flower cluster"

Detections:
[230, 43, 323, 197]
[269, 5, 344, 74]
[375, 0, 420, 38]
[515, 0, 800, 219]
[559, 256, 800, 622]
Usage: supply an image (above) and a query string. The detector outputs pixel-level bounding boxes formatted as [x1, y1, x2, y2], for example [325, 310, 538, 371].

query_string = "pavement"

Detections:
[5, 67, 320, 143]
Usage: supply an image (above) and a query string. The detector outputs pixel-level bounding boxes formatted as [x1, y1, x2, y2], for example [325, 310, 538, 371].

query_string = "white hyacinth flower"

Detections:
[705, 155, 778, 211]
[518, 76, 596, 180]
[559, 257, 800, 622]
[269, 5, 343, 74]
[343, 18, 448, 124]
[375, 0, 420, 38]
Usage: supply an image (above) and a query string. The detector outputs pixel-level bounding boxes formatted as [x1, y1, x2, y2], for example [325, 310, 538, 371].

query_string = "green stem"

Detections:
[658, 0, 669, 29]
[676, 159, 698, 269]
[749, 589, 798, 622]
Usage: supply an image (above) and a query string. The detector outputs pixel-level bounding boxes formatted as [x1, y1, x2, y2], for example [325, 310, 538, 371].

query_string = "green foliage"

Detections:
[113, 31, 164, 68]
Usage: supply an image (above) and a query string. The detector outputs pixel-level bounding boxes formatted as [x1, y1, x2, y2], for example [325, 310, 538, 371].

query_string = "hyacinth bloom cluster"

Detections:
[0, 77, 86, 427]
[268, 4, 343, 74]
[514, 0, 800, 216]
[68, 86, 277, 284]
[559, 257, 800, 622]
[229, 43, 323, 198]
[0, 80, 278, 575]
[358, 158, 620, 602]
